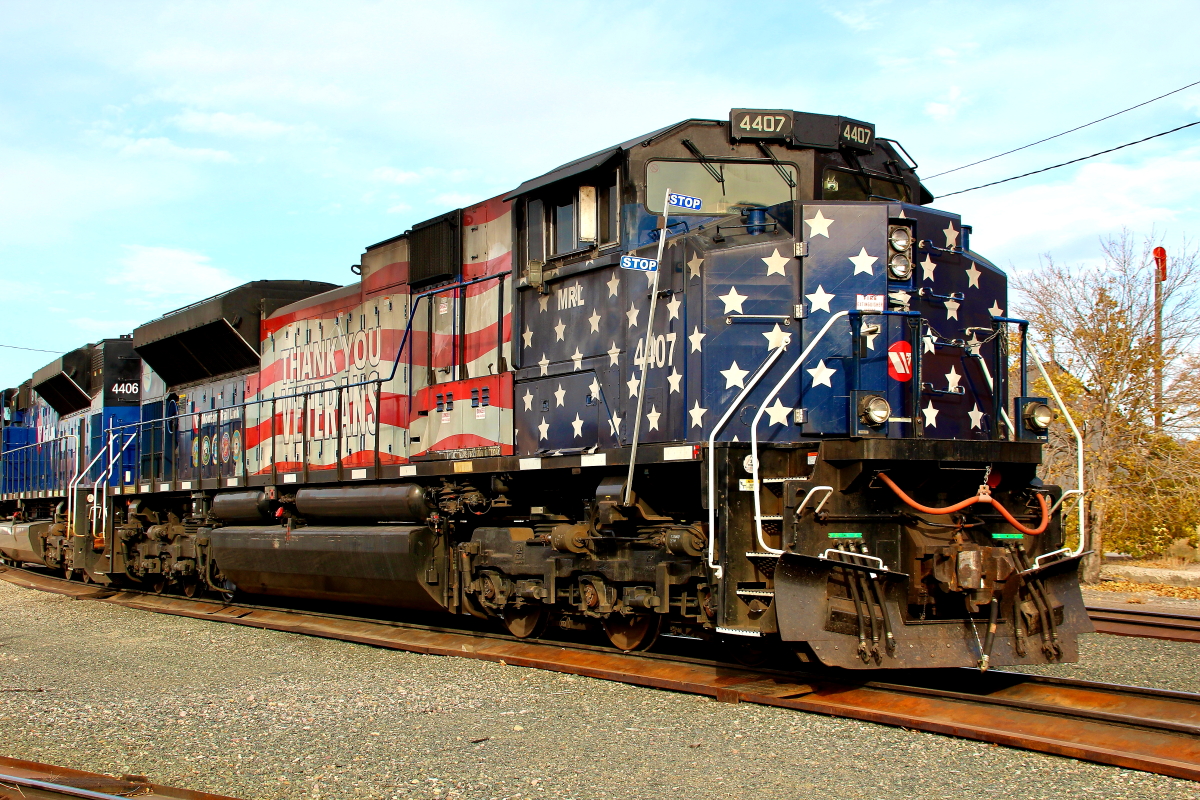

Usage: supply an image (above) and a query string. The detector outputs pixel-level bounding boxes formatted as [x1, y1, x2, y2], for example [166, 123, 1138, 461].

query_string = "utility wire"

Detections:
[935, 120, 1200, 198]
[925, 79, 1200, 180]
[0, 343, 64, 354]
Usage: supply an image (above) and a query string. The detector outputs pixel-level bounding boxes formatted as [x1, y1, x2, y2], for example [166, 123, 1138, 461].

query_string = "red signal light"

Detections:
[1153, 247, 1167, 282]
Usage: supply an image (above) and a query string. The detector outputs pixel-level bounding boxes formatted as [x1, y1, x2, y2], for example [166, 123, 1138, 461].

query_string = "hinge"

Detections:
[794, 241, 808, 257]
[793, 408, 808, 424]
[794, 303, 808, 319]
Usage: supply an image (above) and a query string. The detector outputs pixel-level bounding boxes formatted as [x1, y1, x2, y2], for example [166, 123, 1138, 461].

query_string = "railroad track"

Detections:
[1087, 604, 1200, 643]
[0, 754, 241, 799]
[4, 567, 1200, 783]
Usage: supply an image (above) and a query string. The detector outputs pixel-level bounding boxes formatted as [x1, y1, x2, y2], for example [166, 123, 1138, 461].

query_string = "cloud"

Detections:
[373, 166, 423, 184]
[822, 0, 890, 31]
[171, 109, 322, 141]
[104, 135, 237, 163]
[109, 245, 242, 300]
[432, 192, 482, 208]
[925, 87, 964, 123]
[386, 203, 412, 214]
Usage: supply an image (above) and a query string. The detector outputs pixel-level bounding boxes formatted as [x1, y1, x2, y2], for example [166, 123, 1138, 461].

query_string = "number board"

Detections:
[667, 192, 702, 211]
[620, 255, 658, 272]
[730, 108, 794, 141]
[838, 117, 875, 153]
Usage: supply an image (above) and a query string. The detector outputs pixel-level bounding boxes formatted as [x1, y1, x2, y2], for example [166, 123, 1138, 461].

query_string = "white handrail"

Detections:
[91, 432, 137, 545]
[67, 444, 109, 537]
[1029, 344, 1087, 558]
[749, 311, 849, 554]
[705, 349, 788, 579]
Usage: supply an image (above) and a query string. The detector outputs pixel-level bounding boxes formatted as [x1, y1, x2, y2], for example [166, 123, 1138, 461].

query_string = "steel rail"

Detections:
[0, 754, 243, 800]
[1087, 605, 1200, 644]
[3, 566, 1200, 782]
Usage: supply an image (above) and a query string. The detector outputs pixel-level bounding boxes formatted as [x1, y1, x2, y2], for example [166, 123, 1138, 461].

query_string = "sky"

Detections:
[1, 0, 1198, 388]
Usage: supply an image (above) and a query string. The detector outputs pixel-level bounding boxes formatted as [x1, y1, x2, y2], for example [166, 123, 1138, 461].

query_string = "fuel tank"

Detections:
[0, 521, 49, 565]
[208, 525, 446, 610]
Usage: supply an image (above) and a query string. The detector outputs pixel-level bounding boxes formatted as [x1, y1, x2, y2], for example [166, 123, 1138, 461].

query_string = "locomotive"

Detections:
[0, 108, 1089, 669]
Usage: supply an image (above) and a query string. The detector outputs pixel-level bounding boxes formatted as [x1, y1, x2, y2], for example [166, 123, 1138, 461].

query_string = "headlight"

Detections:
[888, 253, 912, 279]
[860, 395, 891, 426]
[889, 227, 912, 251]
[1024, 402, 1053, 430]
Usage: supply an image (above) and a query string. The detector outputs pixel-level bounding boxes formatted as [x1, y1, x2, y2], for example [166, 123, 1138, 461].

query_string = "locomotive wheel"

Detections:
[602, 614, 660, 652]
[182, 580, 200, 598]
[152, 578, 168, 594]
[501, 605, 547, 639]
[81, 571, 94, 585]
[63, 566, 74, 581]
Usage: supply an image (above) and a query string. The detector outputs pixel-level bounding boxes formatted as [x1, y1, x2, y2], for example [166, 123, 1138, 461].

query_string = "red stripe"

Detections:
[461, 195, 511, 227]
[365, 261, 408, 296]
[263, 292, 362, 336]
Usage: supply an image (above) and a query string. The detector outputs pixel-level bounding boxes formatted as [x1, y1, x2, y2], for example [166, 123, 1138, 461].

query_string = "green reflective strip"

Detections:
[828, 532, 863, 539]
[991, 533, 1025, 539]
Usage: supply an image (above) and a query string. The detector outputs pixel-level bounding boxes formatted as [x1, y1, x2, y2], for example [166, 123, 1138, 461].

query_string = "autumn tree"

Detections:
[1013, 230, 1200, 581]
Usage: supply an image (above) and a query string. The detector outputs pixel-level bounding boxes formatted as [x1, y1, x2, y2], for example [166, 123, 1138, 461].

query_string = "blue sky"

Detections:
[2, 0, 1198, 388]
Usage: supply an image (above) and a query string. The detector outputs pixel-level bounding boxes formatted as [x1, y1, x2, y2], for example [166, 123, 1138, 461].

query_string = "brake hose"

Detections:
[877, 472, 1049, 535]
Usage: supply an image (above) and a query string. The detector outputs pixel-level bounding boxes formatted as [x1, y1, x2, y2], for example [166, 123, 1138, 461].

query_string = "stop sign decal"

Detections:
[887, 341, 913, 381]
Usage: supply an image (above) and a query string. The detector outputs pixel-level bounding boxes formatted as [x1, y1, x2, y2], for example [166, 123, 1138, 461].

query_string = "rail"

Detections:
[0, 434, 79, 498]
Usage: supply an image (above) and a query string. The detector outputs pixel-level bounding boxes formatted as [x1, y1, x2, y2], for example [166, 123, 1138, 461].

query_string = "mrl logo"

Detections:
[557, 282, 584, 310]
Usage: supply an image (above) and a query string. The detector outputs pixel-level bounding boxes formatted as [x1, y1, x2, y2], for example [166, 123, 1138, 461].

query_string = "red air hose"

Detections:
[876, 472, 1049, 535]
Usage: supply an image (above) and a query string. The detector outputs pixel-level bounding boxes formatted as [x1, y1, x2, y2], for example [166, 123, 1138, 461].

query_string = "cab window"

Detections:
[646, 160, 796, 214]
[821, 168, 910, 202]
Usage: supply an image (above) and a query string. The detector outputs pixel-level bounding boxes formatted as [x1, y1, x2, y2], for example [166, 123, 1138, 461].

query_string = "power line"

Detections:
[935, 120, 1200, 199]
[925, 79, 1200, 180]
[0, 343, 64, 354]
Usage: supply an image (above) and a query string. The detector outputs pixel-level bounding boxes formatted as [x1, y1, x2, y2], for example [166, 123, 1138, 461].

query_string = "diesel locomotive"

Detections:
[0, 108, 1089, 669]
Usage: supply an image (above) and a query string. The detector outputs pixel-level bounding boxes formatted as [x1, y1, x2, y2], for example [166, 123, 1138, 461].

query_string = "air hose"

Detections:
[876, 472, 1050, 535]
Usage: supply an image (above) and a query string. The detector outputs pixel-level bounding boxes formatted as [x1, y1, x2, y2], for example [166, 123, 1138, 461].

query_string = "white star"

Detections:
[522, 389, 533, 412]
[762, 248, 790, 276]
[806, 285, 835, 314]
[554, 384, 566, 407]
[608, 413, 622, 437]
[588, 377, 601, 400]
[667, 368, 682, 394]
[538, 354, 549, 376]
[607, 342, 620, 366]
[968, 403, 985, 430]
[588, 310, 601, 333]
[718, 286, 748, 315]
[897, 209, 906, 218]
[945, 298, 960, 320]
[923, 331, 937, 354]
[537, 416, 550, 440]
[554, 319, 566, 341]
[687, 254, 703, 279]
[920, 256, 937, 282]
[922, 400, 939, 428]
[666, 295, 681, 321]
[689, 400, 707, 429]
[889, 290, 912, 310]
[805, 209, 834, 238]
[966, 331, 982, 356]
[646, 269, 658, 288]
[863, 324, 880, 351]
[607, 273, 620, 298]
[645, 405, 661, 432]
[720, 361, 750, 389]
[538, 294, 549, 312]
[571, 348, 583, 371]
[688, 327, 706, 353]
[627, 375, 640, 398]
[944, 222, 959, 248]
[522, 326, 533, 349]
[807, 359, 836, 388]
[849, 247, 877, 276]
[946, 365, 962, 393]
[965, 263, 981, 289]
[764, 398, 793, 427]
[989, 300, 1004, 318]
[627, 303, 640, 328]
[571, 413, 584, 438]
[763, 323, 792, 351]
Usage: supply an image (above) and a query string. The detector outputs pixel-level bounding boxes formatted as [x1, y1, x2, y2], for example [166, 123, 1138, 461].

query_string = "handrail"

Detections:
[91, 432, 137, 547]
[67, 444, 109, 537]
[0, 434, 79, 497]
[705, 349, 789, 580]
[1029, 341, 1087, 557]
[749, 311, 849, 554]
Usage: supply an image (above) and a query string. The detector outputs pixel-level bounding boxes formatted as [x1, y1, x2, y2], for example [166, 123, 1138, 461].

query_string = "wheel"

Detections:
[152, 578, 168, 594]
[501, 605, 547, 639]
[602, 614, 660, 651]
[81, 571, 94, 585]
[63, 566, 75, 581]
[182, 581, 200, 598]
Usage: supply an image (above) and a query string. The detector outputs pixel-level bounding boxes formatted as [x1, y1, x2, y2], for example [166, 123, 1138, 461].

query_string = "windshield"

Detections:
[646, 160, 796, 214]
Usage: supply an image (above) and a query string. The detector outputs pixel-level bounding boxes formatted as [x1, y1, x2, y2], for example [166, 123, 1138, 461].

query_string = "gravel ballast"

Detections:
[1, 578, 1198, 800]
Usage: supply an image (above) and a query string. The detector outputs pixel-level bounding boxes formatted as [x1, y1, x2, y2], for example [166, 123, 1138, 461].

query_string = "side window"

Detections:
[598, 169, 619, 246]
[527, 198, 545, 264]
[552, 192, 575, 255]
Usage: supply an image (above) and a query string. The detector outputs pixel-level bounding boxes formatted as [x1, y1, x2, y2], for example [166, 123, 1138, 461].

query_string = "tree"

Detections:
[1013, 230, 1200, 582]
